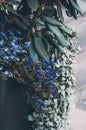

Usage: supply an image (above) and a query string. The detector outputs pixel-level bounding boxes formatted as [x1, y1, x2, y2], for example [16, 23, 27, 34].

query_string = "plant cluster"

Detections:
[0, 0, 84, 130]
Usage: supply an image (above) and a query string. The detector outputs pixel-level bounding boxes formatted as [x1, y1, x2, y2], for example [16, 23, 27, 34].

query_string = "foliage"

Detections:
[0, 0, 83, 130]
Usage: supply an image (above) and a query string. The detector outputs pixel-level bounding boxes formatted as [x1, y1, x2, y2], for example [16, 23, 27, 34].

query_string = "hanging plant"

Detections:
[0, 0, 84, 130]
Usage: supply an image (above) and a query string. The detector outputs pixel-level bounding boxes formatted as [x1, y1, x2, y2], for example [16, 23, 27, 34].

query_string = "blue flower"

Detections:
[0, 51, 5, 55]
[0, 40, 4, 46]
[42, 59, 46, 63]
[39, 77, 44, 83]
[37, 101, 43, 108]
[52, 92, 57, 97]
[24, 41, 30, 48]
[52, 85, 56, 91]
[0, 66, 3, 71]
[13, 51, 17, 56]
[0, 31, 7, 38]
[36, 68, 41, 74]
[33, 96, 39, 101]
[8, 30, 14, 36]
[12, 45, 20, 51]
[48, 82, 52, 86]
[45, 71, 51, 77]
[50, 60, 54, 64]
[49, 76, 53, 81]
[15, 57, 20, 61]
[47, 68, 52, 73]
[28, 56, 34, 62]
[51, 73, 56, 79]
[11, 38, 17, 45]
[8, 72, 13, 78]
[42, 64, 47, 70]
[10, 56, 15, 59]
[16, 30, 22, 35]
[4, 48, 9, 52]
[4, 71, 9, 76]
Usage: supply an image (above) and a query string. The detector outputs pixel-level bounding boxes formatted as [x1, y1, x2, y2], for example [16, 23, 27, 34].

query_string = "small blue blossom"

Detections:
[8, 30, 14, 36]
[36, 68, 41, 74]
[37, 101, 43, 108]
[4, 48, 9, 52]
[33, 96, 39, 101]
[55, 61, 58, 64]
[52, 92, 57, 97]
[16, 30, 22, 35]
[22, 50, 27, 53]
[0, 40, 4, 46]
[48, 82, 52, 86]
[52, 85, 56, 91]
[0, 66, 3, 71]
[13, 51, 17, 56]
[10, 56, 15, 59]
[8, 72, 13, 78]
[4, 71, 9, 75]
[0, 31, 7, 38]
[11, 38, 17, 45]
[28, 56, 34, 62]
[24, 41, 30, 48]
[0, 51, 5, 55]
[39, 77, 44, 83]
[51, 73, 56, 79]
[42, 59, 46, 63]
[45, 71, 51, 77]
[15, 57, 20, 61]
[4, 56, 9, 60]
[42, 64, 47, 70]
[47, 68, 51, 73]
[12, 44, 20, 50]
[49, 76, 53, 81]
[3, 59, 9, 63]
[49, 60, 54, 64]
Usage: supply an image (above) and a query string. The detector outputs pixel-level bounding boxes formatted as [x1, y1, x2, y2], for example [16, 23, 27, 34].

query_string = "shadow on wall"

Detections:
[0, 79, 33, 130]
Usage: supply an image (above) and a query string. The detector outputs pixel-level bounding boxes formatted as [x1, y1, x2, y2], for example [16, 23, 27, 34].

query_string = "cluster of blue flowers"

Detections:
[0, 25, 30, 78]
[27, 57, 60, 108]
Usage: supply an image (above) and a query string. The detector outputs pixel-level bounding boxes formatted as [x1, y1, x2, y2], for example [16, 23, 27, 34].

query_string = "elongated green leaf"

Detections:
[35, 18, 45, 25]
[34, 36, 50, 62]
[47, 24, 68, 47]
[19, 14, 30, 28]
[26, 0, 38, 11]
[13, 17, 27, 30]
[5, 5, 19, 16]
[59, 26, 73, 36]
[69, 0, 82, 14]
[7, 0, 20, 5]
[29, 36, 39, 62]
[43, 16, 63, 26]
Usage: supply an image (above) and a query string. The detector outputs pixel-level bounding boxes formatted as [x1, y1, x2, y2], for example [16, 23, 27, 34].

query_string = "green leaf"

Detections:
[34, 36, 50, 62]
[5, 5, 19, 16]
[7, 0, 20, 5]
[43, 16, 63, 26]
[69, 0, 82, 14]
[59, 26, 73, 36]
[35, 18, 45, 25]
[47, 24, 69, 47]
[29, 36, 39, 62]
[26, 0, 38, 11]
[13, 17, 27, 30]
